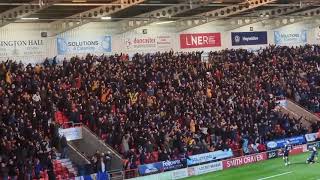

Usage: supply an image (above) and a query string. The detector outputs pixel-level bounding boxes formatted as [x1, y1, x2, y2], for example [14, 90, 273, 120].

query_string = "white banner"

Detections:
[187, 149, 233, 165]
[193, 161, 223, 175]
[0, 39, 47, 59]
[171, 168, 188, 179]
[122, 33, 174, 52]
[305, 133, 318, 142]
[58, 127, 82, 141]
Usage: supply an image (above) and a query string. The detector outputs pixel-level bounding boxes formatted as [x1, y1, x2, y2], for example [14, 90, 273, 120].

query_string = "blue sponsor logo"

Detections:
[138, 162, 163, 175]
[266, 136, 306, 150]
[231, 31, 268, 46]
[267, 141, 277, 149]
[162, 159, 185, 171]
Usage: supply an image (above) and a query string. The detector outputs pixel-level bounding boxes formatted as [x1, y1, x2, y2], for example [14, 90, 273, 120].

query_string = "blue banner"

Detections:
[162, 159, 186, 171]
[187, 149, 233, 166]
[138, 162, 163, 175]
[266, 136, 306, 150]
[231, 31, 268, 46]
[274, 30, 307, 44]
[57, 36, 112, 55]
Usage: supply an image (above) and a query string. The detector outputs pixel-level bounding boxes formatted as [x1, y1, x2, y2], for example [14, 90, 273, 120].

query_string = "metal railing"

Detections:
[82, 126, 123, 160]
[60, 121, 83, 129]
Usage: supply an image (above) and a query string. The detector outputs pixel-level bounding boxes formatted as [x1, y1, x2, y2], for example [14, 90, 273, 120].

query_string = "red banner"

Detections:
[222, 152, 267, 169]
[180, 33, 221, 49]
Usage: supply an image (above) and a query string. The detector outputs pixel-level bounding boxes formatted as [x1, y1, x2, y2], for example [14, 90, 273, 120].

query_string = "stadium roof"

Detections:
[0, 0, 320, 34]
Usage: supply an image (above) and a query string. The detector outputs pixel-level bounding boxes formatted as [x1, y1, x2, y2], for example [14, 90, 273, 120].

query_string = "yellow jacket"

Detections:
[5, 71, 12, 84]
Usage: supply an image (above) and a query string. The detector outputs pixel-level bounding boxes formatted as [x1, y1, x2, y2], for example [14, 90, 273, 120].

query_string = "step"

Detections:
[61, 161, 73, 166]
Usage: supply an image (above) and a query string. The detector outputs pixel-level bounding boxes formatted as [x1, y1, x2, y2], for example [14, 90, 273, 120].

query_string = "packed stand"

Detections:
[1, 45, 320, 172]
[0, 61, 76, 179]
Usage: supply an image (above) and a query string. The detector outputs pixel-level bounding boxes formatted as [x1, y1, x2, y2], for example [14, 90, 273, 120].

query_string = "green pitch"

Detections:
[185, 153, 320, 180]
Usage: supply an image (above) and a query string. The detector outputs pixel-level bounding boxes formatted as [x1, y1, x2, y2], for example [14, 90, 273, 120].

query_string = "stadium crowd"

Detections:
[0, 44, 320, 175]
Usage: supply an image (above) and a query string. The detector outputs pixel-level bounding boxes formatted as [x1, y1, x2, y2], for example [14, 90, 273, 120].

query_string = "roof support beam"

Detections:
[50, 0, 147, 35]
[267, 7, 320, 29]
[225, 6, 302, 30]
[176, 0, 277, 31]
[118, 0, 218, 33]
[0, 0, 58, 27]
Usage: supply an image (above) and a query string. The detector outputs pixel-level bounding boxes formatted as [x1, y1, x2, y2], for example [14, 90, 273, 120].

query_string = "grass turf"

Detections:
[185, 153, 320, 180]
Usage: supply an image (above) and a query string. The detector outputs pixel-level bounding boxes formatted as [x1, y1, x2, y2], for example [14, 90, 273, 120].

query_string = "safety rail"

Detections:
[124, 169, 139, 179]
[109, 169, 125, 180]
[82, 125, 123, 160]
[60, 121, 83, 129]
[67, 141, 91, 164]
[287, 98, 320, 122]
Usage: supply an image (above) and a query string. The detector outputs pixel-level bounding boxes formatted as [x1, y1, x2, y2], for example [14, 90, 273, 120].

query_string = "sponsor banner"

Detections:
[138, 162, 163, 176]
[231, 31, 268, 46]
[193, 161, 223, 175]
[171, 168, 188, 180]
[57, 36, 112, 55]
[222, 152, 267, 169]
[266, 136, 306, 150]
[276, 145, 304, 156]
[157, 171, 172, 180]
[163, 159, 186, 171]
[274, 30, 307, 44]
[180, 33, 221, 49]
[187, 167, 195, 176]
[290, 145, 304, 155]
[187, 149, 233, 166]
[276, 100, 288, 107]
[306, 142, 320, 151]
[58, 127, 82, 141]
[306, 142, 318, 151]
[125, 35, 173, 50]
[131, 174, 159, 180]
[305, 133, 318, 142]
[266, 150, 278, 159]
[0, 39, 46, 58]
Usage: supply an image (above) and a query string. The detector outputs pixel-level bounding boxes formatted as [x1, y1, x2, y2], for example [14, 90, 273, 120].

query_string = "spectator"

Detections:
[1, 45, 319, 172]
[60, 135, 68, 159]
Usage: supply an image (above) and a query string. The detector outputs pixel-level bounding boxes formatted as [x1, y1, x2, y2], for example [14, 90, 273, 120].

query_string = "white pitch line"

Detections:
[257, 171, 293, 180]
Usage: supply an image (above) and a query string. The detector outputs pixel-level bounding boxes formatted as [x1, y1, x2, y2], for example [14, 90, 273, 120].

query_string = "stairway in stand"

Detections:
[54, 153, 79, 180]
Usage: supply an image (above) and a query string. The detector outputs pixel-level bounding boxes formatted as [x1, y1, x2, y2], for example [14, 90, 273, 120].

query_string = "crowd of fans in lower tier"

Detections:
[1, 45, 320, 174]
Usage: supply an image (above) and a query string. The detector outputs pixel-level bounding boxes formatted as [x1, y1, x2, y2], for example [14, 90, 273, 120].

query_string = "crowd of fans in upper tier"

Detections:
[0, 45, 320, 176]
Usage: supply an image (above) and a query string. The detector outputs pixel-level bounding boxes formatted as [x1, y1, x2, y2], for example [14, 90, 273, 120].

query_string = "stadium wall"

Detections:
[1, 21, 320, 63]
